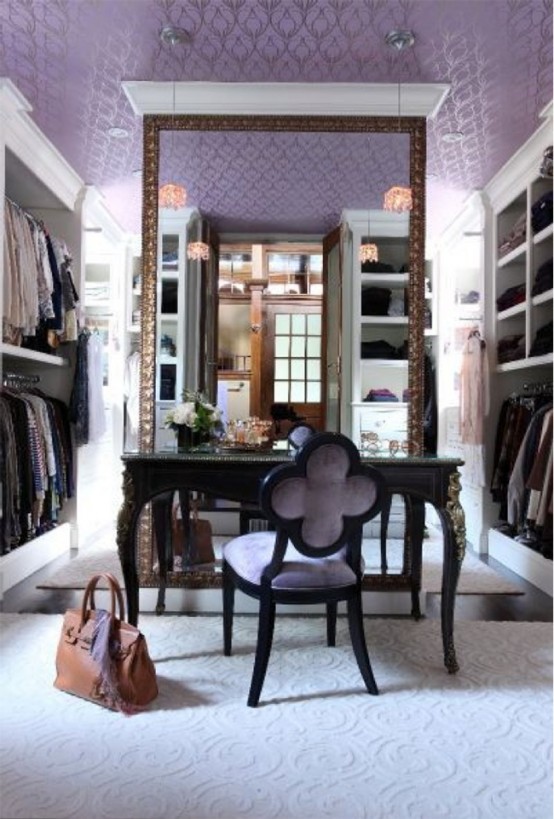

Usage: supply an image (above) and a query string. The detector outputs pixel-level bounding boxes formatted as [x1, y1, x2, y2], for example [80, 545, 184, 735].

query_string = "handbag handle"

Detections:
[80, 572, 126, 628]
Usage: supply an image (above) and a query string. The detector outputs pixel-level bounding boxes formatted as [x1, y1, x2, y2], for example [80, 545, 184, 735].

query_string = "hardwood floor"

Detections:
[2, 544, 552, 621]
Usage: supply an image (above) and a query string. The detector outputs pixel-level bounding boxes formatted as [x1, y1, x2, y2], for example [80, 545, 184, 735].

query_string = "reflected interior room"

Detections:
[0, 2, 552, 817]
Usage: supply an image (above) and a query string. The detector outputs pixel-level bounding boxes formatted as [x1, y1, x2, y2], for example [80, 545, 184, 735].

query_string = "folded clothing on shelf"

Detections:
[496, 283, 526, 311]
[531, 190, 553, 234]
[529, 320, 553, 357]
[531, 257, 553, 296]
[361, 260, 395, 274]
[360, 339, 397, 359]
[458, 289, 480, 304]
[387, 291, 406, 317]
[363, 388, 399, 402]
[497, 334, 525, 363]
[498, 211, 526, 257]
[361, 286, 391, 316]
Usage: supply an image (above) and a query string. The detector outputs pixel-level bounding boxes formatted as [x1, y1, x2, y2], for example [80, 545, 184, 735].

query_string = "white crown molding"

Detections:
[84, 185, 127, 246]
[122, 81, 450, 120]
[341, 208, 410, 236]
[0, 77, 83, 212]
[434, 190, 486, 251]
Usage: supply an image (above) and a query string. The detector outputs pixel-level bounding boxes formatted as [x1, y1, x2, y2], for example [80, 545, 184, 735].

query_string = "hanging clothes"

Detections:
[123, 350, 141, 451]
[0, 380, 74, 553]
[69, 329, 90, 446]
[2, 196, 79, 350]
[423, 352, 437, 455]
[87, 330, 107, 443]
[491, 387, 552, 524]
[459, 330, 489, 486]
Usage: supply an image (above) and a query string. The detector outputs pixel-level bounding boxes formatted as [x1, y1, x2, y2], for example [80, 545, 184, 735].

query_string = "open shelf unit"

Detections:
[0, 78, 85, 594]
[485, 101, 552, 592]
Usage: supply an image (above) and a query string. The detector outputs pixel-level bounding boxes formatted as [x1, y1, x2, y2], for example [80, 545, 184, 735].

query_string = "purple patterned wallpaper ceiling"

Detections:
[0, 0, 552, 241]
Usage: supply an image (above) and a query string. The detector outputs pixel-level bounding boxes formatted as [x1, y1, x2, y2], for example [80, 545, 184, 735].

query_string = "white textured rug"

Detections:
[0, 614, 551, 819]
[37, 537, 522, 595]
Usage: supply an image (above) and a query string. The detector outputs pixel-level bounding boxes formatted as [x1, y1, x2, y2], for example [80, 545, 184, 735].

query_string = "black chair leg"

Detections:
[326, 602, 337, 646]
[222, 563, 235, 656]
[248, 594, 276, 707]
[347, 596, 379, 695]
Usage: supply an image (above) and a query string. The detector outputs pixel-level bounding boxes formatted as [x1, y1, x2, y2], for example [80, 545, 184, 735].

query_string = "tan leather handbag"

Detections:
[54, 572, 158, 713]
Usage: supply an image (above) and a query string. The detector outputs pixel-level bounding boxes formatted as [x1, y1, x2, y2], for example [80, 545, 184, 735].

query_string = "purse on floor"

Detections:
[172, 500, 215, 566]
[54, 572, 158, 713]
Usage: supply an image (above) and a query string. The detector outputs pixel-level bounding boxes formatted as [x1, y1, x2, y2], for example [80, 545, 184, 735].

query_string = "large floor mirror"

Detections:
[136, 112, 426, 588]
[140, 114, 426, 451]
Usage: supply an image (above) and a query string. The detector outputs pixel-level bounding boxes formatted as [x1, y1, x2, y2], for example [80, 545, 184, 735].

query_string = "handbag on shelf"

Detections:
[172, 499, 215, 566]
[54, 572, 158, 713]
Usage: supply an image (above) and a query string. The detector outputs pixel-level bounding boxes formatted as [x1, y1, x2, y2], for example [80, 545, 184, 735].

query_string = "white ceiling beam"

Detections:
[122, 81, 450, 120]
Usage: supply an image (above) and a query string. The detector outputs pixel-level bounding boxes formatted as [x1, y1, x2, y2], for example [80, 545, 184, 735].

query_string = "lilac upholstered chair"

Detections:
[287, 421, 316, 450]
[222, 431, 386, 707]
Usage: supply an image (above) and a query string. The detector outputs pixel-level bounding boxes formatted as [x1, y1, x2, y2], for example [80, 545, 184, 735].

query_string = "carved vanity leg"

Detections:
[439, 470, 466, 674]
[116, 468, 140, 626]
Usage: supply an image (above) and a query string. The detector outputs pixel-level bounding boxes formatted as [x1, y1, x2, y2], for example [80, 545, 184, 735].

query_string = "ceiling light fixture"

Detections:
[385, 30, 415, 51]
[359, 241, 379, 264]
[160, 25, 191, 46]
[108, 126, 129, 139]
[442, 131, 464, 143]
[383, 185, 413, 213]
[187, 241, 210, 261]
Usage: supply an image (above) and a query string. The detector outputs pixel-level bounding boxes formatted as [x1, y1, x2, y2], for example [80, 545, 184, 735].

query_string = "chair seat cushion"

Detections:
[222, 532, 361, 590]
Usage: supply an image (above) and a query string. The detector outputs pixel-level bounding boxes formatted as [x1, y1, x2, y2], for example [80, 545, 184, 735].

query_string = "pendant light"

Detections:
[359, 135, 379, 263]
[358, 208, 379, 264]
[159, 81, 187, 210]
[383, 31, 414, 214]
[383, 83, 412, 213]
[187, 217, 210, 262]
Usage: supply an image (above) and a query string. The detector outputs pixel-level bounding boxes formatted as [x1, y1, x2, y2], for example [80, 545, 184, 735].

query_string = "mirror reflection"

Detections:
[150, 128, 412, 451]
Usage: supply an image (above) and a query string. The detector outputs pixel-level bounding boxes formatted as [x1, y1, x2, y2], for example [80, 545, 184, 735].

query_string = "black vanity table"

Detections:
[116, 449, 466, 674]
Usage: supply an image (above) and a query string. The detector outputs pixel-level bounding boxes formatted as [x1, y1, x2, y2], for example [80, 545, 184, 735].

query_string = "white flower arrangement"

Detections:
[165, 390, 223, 437]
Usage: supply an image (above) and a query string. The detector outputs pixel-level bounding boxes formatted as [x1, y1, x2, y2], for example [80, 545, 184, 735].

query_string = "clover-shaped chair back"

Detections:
[287, 421, 316, 450]
[260, 432, 386, 559]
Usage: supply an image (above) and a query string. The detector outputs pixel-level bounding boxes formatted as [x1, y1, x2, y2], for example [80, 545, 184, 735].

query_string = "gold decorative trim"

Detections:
[116, 470, 134, 564]
[446, 470, 467, 562]
[138, 112, 427, 584]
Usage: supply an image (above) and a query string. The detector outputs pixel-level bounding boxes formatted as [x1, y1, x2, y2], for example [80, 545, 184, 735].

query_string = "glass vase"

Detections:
[176, 426, 210, 452]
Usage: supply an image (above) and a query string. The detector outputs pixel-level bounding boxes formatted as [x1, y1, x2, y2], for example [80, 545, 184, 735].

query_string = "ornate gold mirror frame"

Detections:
[139, 113, 426, 458]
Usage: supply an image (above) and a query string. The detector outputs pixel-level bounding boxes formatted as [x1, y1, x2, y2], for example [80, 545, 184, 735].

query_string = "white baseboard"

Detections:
[0, 523, 72, 598]
[488, 528, 553, 596]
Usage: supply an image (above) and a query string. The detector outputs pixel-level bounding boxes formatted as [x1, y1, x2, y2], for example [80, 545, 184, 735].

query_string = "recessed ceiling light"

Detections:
[160, 25, 191, 46]
[108, 126, 129, 139]
[385, 30, 415, 51]
[442, 131, 464, 143]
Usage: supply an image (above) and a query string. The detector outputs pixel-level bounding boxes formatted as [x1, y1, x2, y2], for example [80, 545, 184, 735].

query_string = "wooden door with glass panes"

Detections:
[260, 301, 323, 432]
